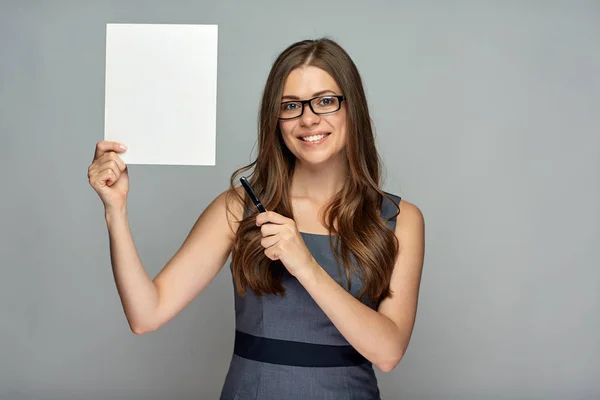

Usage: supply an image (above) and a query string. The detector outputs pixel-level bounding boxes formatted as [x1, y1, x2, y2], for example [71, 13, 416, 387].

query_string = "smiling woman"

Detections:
[279, 67, 348, 163]
[87, 37, 425, 400]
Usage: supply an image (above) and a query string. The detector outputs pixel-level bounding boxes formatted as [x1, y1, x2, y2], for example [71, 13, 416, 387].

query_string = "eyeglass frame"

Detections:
[278, 94, 345, 120]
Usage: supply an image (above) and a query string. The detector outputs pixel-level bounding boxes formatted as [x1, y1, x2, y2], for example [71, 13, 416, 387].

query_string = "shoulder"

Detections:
[395, 198, 425, 241]
[380, 191, 424, 237]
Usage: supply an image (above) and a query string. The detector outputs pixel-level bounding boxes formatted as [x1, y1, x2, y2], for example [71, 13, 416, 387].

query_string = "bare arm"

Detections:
[295, 200, 425, 371]
[106, 189, 242, 334]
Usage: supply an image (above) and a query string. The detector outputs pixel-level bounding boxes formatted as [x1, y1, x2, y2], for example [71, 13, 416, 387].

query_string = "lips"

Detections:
[298, 132, 331, 142]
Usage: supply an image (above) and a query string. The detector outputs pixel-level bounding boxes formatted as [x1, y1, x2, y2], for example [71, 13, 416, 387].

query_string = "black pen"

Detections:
[240, 176, 267, 213]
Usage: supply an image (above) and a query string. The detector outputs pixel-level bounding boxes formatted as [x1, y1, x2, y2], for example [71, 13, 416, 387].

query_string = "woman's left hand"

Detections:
[256, 211, 317, 278]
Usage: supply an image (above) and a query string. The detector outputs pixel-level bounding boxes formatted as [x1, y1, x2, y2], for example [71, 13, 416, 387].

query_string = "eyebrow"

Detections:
[281, 90, 338, 101]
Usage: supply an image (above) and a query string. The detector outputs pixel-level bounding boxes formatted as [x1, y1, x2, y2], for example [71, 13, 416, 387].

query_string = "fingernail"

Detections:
[120, 144, 127, 150]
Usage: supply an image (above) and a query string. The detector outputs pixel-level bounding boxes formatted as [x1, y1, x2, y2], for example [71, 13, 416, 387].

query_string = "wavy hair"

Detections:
[227, 38, 399, 304]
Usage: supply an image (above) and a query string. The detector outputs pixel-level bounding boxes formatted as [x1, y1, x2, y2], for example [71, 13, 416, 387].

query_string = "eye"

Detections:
[318, 97, 334, 105]
[282, 102, 299, 111]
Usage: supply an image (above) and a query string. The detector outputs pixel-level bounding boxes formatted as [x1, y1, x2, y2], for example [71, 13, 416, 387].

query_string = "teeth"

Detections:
[301, 134, 327, 142]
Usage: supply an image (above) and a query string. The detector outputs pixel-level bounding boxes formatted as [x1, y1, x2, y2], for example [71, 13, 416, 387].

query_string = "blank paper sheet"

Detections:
[104, 23, 218, 165]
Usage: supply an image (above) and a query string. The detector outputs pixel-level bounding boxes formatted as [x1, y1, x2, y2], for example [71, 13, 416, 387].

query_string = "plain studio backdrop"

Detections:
[1, 1, 599, 399]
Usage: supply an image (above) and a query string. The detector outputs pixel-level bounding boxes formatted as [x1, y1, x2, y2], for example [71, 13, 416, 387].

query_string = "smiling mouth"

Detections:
[299, 133, 331, 142]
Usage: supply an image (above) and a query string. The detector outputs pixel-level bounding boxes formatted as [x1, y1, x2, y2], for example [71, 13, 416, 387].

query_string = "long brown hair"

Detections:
[227, 38, 399, 304]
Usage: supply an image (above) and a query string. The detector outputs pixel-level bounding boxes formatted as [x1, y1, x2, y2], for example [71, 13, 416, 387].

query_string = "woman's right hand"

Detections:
[88, 140, 129, 212]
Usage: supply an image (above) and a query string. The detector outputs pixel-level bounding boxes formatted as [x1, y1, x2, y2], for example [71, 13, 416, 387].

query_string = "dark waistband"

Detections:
[233, 330, 369, 368]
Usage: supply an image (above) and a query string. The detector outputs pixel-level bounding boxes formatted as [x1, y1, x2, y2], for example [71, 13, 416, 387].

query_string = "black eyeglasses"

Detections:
[278, 95, 345, 120]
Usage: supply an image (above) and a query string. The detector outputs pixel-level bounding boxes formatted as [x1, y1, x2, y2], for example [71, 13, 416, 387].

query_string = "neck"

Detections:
[290, 156, 348, 203]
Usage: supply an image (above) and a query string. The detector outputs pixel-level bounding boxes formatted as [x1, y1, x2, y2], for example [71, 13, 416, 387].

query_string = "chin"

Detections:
[298, 156, 331, 166]
[296, 150, 346, 168]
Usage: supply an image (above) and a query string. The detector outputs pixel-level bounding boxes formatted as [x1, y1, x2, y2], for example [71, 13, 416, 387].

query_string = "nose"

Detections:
[299, 103, 320, 127]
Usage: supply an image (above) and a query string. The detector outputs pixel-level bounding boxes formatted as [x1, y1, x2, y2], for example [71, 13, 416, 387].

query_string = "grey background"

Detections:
[1, 1, 599, 399]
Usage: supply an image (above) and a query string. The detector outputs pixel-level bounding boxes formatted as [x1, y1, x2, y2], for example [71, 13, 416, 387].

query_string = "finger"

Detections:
[256, 211, 292, 227]
[260, 223, 280, 237]
[93, 153, 124, 177]
[93, 159, 124, 182]
[99, 152, 127, 172]
[96, 168, 119, 187]
[260, 234, 279, 249]
[97, 162, 121, 184]
[94, 140, 127, 160]
[88, 157, 111, 178]
[264, 247, 280, 261]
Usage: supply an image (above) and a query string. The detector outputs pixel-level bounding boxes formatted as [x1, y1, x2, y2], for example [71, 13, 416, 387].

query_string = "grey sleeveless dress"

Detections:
[220, 193, 401, 400]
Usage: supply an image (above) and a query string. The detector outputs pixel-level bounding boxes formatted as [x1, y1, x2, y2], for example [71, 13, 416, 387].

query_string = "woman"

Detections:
[88, 38, 425, 400]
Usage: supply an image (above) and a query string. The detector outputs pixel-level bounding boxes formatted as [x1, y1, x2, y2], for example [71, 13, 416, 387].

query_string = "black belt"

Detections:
[233, 330, 369, 368]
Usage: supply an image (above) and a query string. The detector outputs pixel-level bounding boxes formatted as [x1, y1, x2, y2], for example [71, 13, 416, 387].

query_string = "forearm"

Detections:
[296, 262, 405, 372]
[105, 207, 159, 334]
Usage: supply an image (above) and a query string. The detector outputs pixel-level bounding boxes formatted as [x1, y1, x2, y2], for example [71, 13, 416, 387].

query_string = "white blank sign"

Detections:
[104, 23, 218, 165]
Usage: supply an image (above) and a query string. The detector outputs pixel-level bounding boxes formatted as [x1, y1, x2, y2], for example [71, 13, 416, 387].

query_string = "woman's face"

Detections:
[278, 66, 347, 168]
